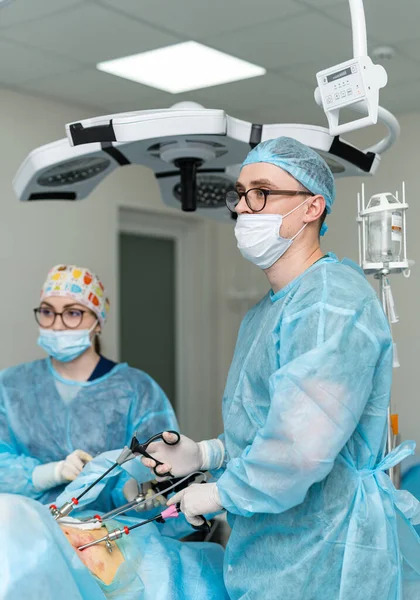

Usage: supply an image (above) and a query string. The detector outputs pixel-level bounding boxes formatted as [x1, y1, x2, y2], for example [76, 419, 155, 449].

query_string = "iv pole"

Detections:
[376, 269, 400, 487]
[358, 182, 410, 488]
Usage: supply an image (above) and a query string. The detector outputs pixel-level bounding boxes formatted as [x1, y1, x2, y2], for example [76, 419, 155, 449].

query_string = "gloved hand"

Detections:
[141, 432, 225, 478]
[57, 450, 93, 483]
[32, 449, 93, 492]
[141, 432, 203, 477]
[122, 478, 166, 511]
[56, 448, 150, 509]
[167, 482, 223, 527]
[123, 477, 141, 502]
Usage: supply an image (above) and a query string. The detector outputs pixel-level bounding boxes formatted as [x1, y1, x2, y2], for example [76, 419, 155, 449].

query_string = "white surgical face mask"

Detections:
[37, 320, 98, 363]
[234, 198, 310, 270]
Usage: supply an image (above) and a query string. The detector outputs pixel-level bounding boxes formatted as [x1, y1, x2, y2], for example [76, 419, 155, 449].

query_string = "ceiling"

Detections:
[0, 0, 419, 126]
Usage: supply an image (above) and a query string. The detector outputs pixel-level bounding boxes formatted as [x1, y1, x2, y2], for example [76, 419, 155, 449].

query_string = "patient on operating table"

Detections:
[0, 493, 227, 600]
[60, 523, 125, 585]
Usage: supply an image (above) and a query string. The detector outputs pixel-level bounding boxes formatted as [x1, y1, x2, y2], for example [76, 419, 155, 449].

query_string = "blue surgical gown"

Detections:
[214, 254, 420, 599]
[0, 358, 178, 508]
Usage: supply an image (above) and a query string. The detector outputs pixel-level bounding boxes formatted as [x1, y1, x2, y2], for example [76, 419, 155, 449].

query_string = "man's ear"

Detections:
[303, 195, 326, 224]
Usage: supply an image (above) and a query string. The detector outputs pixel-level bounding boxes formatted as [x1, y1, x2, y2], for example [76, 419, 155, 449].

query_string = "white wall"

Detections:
[1, 85, 419, 446]
[0, 88, 117, 366]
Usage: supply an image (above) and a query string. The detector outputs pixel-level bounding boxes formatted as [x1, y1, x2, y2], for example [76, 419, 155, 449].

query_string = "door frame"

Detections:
[118, 207, 217, 440]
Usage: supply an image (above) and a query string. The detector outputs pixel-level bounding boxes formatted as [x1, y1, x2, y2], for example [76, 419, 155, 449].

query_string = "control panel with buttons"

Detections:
[314, 55, 387, 136]
[316, 60, 366, 111]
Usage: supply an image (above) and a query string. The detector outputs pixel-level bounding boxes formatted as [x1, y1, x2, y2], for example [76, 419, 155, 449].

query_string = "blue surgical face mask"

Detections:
[37, 321, 98, 363]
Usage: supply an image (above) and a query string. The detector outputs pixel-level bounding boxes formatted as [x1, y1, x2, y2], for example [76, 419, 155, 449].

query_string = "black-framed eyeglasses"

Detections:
[225, 188, 314, 213]
[34, 307, 89, 329]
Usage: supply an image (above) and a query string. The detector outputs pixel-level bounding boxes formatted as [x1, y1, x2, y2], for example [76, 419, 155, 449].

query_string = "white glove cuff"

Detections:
[32, 461, 65, 492]
[211, 482, 223, 509]
[123, 478, 140, 503]
[198, 438, 225, 471]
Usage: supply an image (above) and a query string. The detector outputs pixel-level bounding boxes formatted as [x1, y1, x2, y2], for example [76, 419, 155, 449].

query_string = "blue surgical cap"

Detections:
[242, 137, 336, 235]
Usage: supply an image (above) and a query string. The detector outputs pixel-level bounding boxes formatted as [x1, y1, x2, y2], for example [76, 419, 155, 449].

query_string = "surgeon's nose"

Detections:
[235, 195, 252, 215]
[53, 314, 67, 331]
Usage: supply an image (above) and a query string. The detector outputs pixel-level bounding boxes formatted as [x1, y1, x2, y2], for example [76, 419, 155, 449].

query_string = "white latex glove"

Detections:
[141, 432, 203, 477]
[123, 477, 141, 502]
[56, 448, 150, 509]
[168, 482, 223, 527]
[122, 478, 166, 511]
[141, 432, 224, 478]
[32, 449, 93, 492]
[57, 449, 93, 483]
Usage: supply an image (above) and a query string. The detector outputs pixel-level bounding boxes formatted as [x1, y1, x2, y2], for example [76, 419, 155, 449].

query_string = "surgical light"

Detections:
[173, 173, 235, 209]
[97, 41, 266, 94]
[37, 157, 111, 187]
[13, 0, 401, 219]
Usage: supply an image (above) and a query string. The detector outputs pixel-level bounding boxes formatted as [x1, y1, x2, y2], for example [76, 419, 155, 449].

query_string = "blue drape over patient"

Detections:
[0, 494, 227, 600]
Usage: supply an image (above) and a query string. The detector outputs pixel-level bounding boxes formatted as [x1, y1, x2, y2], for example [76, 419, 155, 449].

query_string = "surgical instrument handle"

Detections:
[77, 472, 206, 524]
[54, 430, 181, 520]
[125, 503, 211, 533]
[130, 430, 180, 478]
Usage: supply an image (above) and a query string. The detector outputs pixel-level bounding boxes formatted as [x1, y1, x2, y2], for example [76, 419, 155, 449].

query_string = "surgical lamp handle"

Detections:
[343, 102, 401, 155]
[363, 106, 401, 155]
[349, 0, 367, 58]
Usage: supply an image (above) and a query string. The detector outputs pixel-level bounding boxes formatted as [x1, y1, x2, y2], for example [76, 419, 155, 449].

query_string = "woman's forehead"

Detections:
[40, 297, 85, 309]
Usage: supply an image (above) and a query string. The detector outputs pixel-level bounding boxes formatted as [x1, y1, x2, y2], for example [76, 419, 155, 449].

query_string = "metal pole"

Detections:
[377, 270, 399, 487]
[349, 0, 368, 58]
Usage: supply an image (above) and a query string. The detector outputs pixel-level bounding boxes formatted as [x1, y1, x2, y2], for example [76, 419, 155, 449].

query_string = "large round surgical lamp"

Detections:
[13, 0, 400, 219]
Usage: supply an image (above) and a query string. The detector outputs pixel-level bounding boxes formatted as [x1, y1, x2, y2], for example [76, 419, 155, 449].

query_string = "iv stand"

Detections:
[375, 267, 400, 488]
[358, 182, 410, 490]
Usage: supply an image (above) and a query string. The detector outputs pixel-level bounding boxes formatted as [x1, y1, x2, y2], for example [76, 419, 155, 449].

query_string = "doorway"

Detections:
[119, 233, 177, 409]
[118, 207, 217, 440]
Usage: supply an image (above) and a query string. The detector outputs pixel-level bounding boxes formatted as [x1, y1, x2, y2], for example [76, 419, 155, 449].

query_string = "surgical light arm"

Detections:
[315, 0, 388, 136]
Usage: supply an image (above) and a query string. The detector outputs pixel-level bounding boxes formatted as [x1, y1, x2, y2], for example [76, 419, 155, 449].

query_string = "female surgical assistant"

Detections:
[0, 264, 177, 509]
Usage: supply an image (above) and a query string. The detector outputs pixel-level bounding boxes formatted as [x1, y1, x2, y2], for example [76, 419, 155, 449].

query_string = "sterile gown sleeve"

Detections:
[0, 393, 43, 498]
[112, 373, 179, 507]
[217, 296, 392, 516]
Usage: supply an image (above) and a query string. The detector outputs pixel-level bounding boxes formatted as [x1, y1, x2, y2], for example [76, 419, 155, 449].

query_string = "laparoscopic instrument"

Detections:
[49, 430, 180, 520]
[49, 431, 212, 552]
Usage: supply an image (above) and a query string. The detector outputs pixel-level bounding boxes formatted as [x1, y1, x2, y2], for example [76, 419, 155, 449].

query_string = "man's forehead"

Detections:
[236, 177, 276, 188]
[237, 163, 297, 188]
